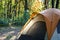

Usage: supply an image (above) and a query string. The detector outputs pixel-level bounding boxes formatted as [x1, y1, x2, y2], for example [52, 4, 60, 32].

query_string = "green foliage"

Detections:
[0, 0, 30, 26]
[0, 0, 60, 26]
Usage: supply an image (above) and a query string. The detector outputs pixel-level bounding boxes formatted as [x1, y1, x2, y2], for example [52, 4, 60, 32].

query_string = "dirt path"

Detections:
[0, 26, 22, 40]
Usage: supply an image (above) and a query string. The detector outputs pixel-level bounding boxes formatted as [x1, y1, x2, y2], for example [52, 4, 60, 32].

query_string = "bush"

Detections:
[0, 19, 9, 27]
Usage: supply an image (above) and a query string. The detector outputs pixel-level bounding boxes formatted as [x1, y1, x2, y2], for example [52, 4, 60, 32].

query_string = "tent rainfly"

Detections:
[16, 8, 60, 40]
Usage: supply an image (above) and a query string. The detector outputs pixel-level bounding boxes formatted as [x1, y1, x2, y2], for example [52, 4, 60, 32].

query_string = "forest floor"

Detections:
[0, 26, 22, 40]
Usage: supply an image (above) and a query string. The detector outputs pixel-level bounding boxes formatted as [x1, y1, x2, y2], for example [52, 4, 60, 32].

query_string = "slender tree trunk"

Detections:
[23, 0, 30, 24]
[45, 0, 48, 9]
[24, 0, 28, 17]
[15, 0, 17, 19]
[5, 0, 7, 19]
[24, 0, 28, 10]
[13, 0, 16, 20]
[56, 0, 59, 8]
[15, 0, 18, 19]
[18, 0, 20, 20]
[7, 0, 9, 19]
[52, 0, 54, 8]
[24, 0, 28, 21]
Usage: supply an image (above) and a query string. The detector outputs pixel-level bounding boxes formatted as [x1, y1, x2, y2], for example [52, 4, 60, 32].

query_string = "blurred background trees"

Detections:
[0, 0, 60, 26]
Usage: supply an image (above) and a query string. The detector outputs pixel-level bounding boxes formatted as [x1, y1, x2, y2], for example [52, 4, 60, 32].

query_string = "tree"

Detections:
[56, 0, 59, 8]
[52, 0, 55, 8]
[23, 0, 30, 24]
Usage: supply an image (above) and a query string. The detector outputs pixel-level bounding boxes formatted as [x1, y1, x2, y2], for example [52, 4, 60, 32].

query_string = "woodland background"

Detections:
[0, 0, 60, 26]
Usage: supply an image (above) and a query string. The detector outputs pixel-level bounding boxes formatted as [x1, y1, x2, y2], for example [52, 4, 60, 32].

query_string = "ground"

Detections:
[0, 26, 22, 40]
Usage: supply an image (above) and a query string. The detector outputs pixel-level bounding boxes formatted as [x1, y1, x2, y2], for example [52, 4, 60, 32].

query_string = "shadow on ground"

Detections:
[0, 26, 22, 40]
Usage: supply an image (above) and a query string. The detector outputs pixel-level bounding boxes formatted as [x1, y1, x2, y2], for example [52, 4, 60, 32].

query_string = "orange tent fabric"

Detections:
[39, 8, 60, 40]
[19, 8, 60, 40]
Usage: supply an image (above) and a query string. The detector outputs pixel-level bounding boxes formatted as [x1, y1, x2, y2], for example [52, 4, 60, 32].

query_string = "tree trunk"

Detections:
[56, 0, 59, 8]
[45, 0, 48, 9]
[24, 0, 28, 22]
[52, 0, 55, 8]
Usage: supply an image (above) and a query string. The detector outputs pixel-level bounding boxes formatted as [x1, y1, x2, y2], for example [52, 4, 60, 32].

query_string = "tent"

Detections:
[16, 8, 60, 40]
[39, 8, 60, 40]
